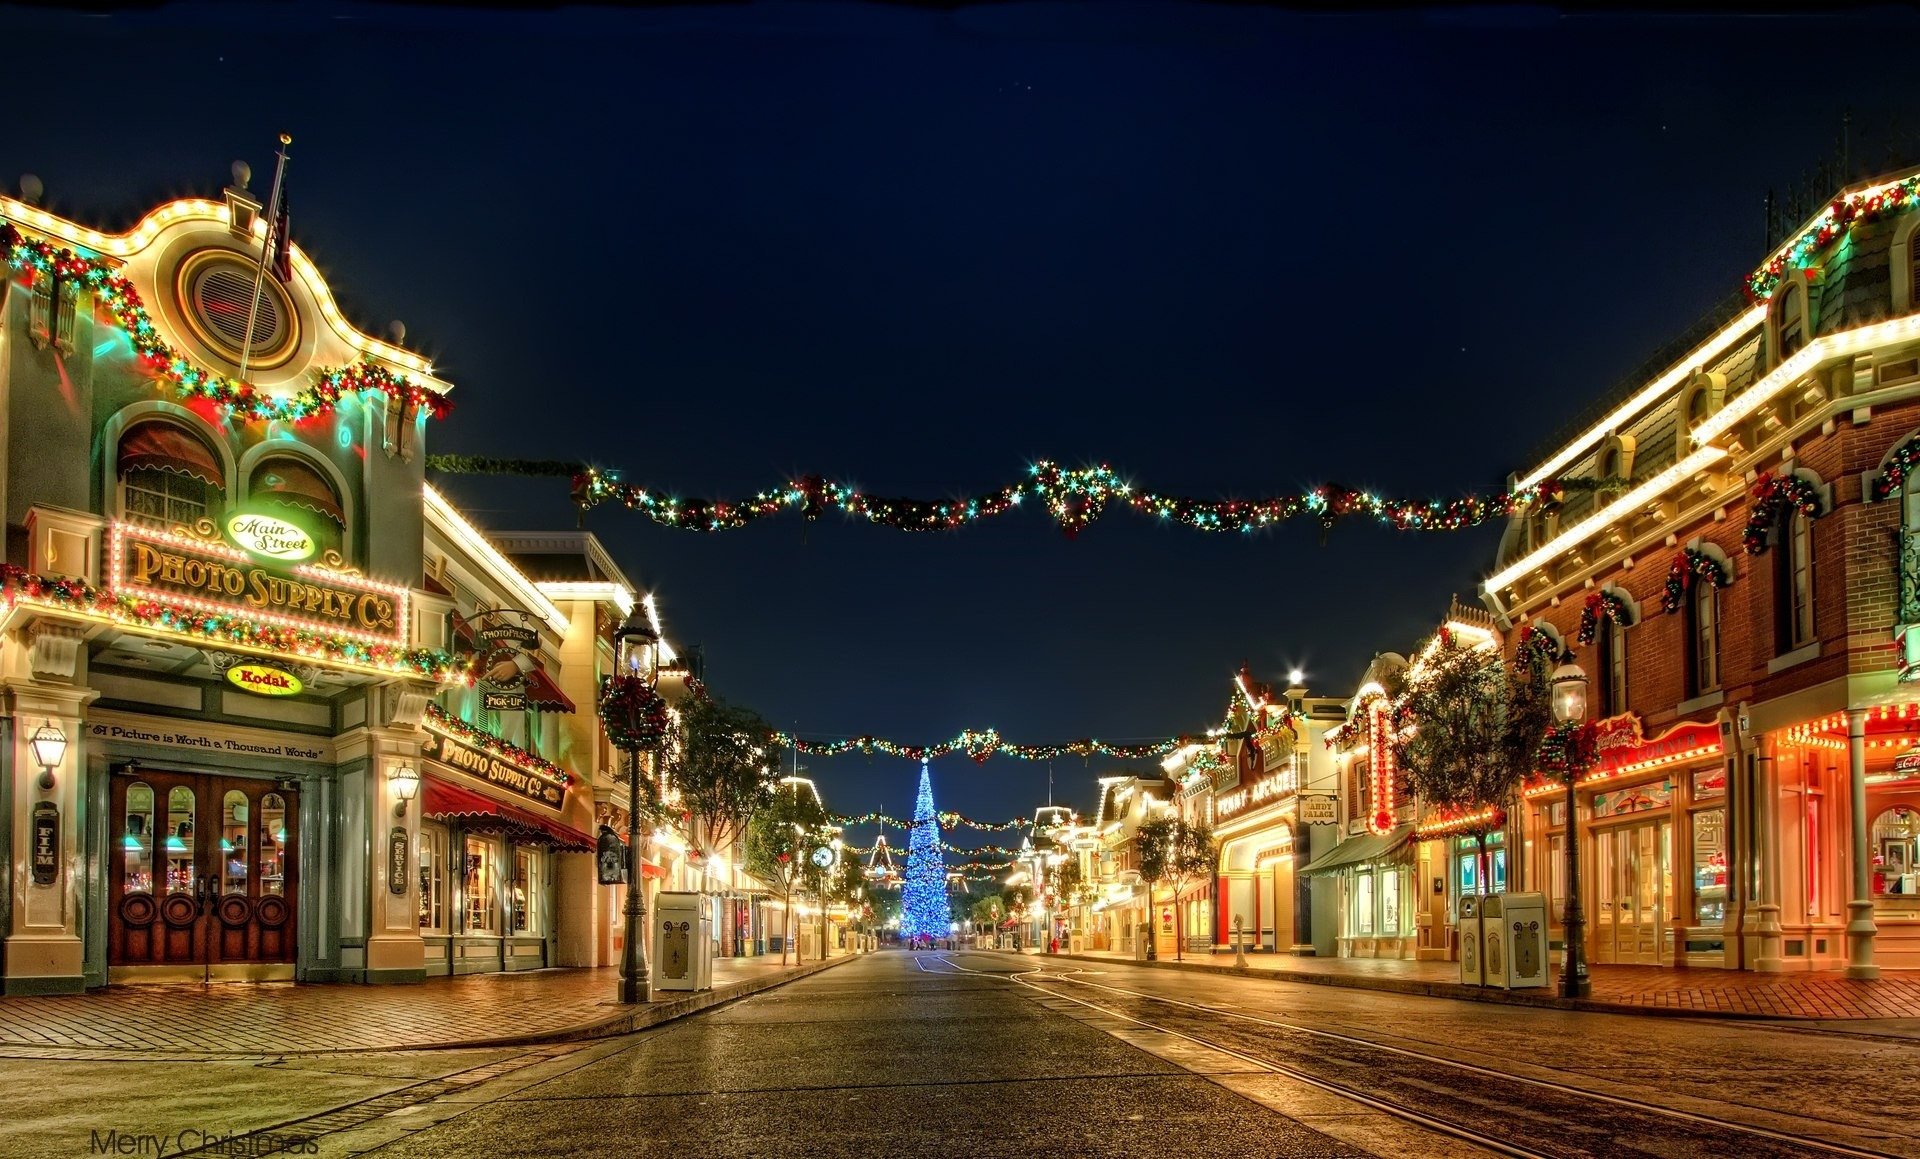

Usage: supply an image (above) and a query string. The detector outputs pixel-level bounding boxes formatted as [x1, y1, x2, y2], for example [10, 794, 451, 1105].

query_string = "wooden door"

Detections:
[109, 770, 299, 973]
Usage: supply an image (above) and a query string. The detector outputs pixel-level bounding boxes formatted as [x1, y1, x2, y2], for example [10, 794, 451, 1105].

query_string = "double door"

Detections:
[1591, 817, 1672, 965]
[109, 768, 298, 979]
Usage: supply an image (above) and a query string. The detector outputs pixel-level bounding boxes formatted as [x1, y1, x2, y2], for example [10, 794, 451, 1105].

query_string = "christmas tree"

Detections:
[900, 759, 952, 942]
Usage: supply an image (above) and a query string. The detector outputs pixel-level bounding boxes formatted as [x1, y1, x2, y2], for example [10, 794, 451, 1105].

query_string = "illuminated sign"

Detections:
[1217, 769, 1299, 821]
[227, 663, 304, 697]
[111, 523, 407, 647]
[421, 727, 566, 811]
[225, 512, 317, 562]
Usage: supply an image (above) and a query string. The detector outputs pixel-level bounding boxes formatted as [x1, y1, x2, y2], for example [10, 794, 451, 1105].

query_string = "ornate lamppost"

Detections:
[604, 609, 672, 1005]
[1548, 654, 1597, 1000]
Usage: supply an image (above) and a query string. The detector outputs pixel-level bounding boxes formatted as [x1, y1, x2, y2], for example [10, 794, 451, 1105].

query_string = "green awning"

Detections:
[1297, 826, 1413, 877]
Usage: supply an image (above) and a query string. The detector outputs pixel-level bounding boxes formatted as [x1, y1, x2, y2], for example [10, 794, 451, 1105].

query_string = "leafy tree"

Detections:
[667, 695, 776, 874]
[1136, 817, 1176, 961]
[1166, 820, 1218, 961]
[1393, 628, 1553, 896]
[969, 894, 1005, 932]
[745, 785, 829, 966]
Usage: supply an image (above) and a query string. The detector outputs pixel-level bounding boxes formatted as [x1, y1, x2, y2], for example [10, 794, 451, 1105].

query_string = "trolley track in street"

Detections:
[928, 951, 1903, 1159]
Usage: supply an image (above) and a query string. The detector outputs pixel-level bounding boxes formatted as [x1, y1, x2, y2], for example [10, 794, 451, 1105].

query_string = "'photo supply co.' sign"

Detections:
[111, 522, 407, 646]
[421, 727, 566, 810]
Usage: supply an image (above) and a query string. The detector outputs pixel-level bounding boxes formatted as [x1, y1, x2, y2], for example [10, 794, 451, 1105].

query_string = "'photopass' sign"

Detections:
[468, 608, 540, 712]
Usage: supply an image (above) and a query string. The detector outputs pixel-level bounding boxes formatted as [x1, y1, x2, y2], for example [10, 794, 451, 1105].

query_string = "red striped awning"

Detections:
[119, 423, 224, 487]
[422, 777, 592, 851]
[523, 664, 576, 713]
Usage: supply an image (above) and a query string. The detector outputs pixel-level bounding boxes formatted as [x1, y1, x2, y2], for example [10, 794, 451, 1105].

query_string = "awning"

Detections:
[1297, 826, 1413, 877]
[250, 457, 344, 524]
[522, 664, 576, 713]
[422, 777, 593, 851]
[119, 423, 223, 487]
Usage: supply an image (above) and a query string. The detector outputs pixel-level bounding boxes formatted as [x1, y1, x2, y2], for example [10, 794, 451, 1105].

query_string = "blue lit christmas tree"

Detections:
[900, 759, 952, 941]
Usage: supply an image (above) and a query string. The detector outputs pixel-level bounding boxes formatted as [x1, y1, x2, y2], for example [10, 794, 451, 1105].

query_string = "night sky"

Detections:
[9, 2, 1920, 850]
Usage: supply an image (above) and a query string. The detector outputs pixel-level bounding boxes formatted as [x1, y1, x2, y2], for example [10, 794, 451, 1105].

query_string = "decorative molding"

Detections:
[26, 619, 87, 681]
[379, 680, 434, 729]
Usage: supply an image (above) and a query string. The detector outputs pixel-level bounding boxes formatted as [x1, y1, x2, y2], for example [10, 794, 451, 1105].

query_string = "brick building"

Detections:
[1483, 166, 1920, 974]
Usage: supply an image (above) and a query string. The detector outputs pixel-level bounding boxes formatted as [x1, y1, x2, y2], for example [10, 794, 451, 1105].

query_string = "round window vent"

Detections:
[173, 249, 300, 370]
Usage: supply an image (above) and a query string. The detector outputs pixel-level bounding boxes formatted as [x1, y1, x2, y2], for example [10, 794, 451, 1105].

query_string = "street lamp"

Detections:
[612, 606, 661, 1005]
[29, 721, 67, 792]
[388, 762, 420, 818]
[1549, 655, 1592, 1000]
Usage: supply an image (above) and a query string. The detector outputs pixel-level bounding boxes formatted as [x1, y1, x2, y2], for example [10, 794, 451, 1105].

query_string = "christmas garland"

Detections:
[0, 222, 451, 424]
[1747, 173, 1920, 304]
[422, 703, 571, 785]
[597, 674, 670, 751]
[0, 565, 463, 681]
[774, 726, 1213, 763]
[1537, 720, 1599, 775]
[1514, 623, 1561, 671]
[1741, 471, 1824, 555]
[1662, 548, 1733, 614]
[1576, 589, 1633, 645]
[835, 811, 1030, 832]
[425, 457, 1576, 537]
[1873, 436, 1920, 501]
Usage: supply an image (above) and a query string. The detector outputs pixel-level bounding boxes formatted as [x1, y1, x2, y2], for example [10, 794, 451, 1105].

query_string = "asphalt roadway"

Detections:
[6, 949, 1912, 1158]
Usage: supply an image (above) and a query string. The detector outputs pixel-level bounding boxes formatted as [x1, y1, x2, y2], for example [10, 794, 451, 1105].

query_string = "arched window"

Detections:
[1775, 508, 1815, 650]
[1598, 447, 1619, 480]
[1687, 577, 1720, 696]
[117, 421, 224, 529]
[1775, 284, 1806, 361]
[247, 456, 344, 558]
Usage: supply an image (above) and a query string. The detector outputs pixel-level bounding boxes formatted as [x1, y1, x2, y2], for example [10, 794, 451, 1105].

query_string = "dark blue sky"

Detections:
[9, 2, 1918, 848]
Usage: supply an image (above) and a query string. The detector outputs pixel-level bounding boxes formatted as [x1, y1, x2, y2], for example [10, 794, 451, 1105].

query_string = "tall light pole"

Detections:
[1549, 654, 1593, 1000]
[609, 608, 665, 1005]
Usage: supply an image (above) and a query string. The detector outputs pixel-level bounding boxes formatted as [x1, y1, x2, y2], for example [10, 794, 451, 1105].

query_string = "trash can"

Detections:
[655, 891, 713, 992]
[1486, 892, 1548, 990]
[1458, 893, 1483, 986]
[1069, 933, 1085, 954]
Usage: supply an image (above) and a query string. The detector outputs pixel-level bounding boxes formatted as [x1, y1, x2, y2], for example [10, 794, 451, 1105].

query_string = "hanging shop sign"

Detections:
[111, 522, 406, 646]
[225, 511, 317, 563]
[1298, 794, 1339, 825]
[31, 803, 59, 886]
[466, 608, 540, 712]
[226, 662, 304, 697]
[421, 725, 566, 811]
[597, 825, 628, 885]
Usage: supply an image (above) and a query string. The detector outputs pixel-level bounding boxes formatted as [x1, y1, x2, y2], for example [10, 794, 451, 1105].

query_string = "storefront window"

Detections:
[221, 791, 249, 895]
[513, 848, 539, 934]
[1805, 795, 1821, 917]
[166, 786, 196, 895]
[260, 794, 288, 896]
[1692, 808, 1727, 924]
[124, 783, 155, 894]
[1692, 767, 1726, 801]
[466, 836, 498, 934]
[1872, 807, 1919, 897]
[1354, 873, 1374, 935]
[419, 825, 446, 932]
[1380, 869, 1400, 934]
[1547, 833, 1567, 922]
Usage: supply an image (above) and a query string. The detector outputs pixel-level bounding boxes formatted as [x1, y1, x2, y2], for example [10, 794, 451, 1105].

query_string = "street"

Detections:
[5, 951, 1912, 1158]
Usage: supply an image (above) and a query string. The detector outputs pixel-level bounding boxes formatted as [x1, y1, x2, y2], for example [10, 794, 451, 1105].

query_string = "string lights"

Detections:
[422, 704, 572, 785]
[1, 222, 451, 424]
[1747, 172, 1920, 304]
[773, 726, 1213, 763]
[426, 457, 1579, 538]
[1662, 548, 1734, 614]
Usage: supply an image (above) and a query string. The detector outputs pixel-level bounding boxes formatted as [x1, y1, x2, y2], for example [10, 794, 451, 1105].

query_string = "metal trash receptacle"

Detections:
[655, 891, 713, 991]
[1458, 893, 1484, 986]
[1487, 892, 1548, 989]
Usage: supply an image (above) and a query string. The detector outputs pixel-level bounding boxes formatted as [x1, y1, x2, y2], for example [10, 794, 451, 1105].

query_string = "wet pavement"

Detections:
[1, 948, 1907, 1158]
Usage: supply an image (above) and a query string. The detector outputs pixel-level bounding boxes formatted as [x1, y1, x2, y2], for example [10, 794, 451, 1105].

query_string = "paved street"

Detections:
[6, 948, 1912, 1158]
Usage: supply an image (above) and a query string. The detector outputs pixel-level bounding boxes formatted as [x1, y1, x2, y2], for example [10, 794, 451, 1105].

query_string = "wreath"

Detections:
[1741, 471, 1823, 555]
[598, 675, 670, 750]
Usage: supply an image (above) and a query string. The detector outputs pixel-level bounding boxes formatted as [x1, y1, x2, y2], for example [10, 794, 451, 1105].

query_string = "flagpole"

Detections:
[238, 133, 291, 385]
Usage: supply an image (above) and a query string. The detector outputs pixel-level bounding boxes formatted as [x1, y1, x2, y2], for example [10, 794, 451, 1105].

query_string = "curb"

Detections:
[1018, 950, 1822, 1022]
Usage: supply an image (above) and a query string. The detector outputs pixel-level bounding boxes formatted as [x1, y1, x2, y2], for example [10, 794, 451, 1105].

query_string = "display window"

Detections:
[1872, 806, 1919, 897]
[1691, 807, 1728, 924]
[465, 835, 499, 934]
[419, 825, 447, 932]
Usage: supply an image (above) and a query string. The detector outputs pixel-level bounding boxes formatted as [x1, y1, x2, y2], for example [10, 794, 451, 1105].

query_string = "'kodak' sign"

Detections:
[112, 522, 406, 646]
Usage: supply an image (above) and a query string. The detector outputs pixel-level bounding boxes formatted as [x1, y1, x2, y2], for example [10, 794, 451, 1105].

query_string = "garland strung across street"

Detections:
[425, 456, 1607, 537]
[0, 565, 463, 681]
[1742, 471, 1825, 554]
[836, 810, 1030, 832]
[773, 727, 1213, 763]
[0, 222, 451, 424]
[1662, 548, 1735, 614]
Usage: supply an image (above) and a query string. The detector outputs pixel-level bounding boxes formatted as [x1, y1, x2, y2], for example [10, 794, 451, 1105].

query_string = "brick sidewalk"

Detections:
[1029, 947, 1920, 1020]
[0, 952, 853, 1056]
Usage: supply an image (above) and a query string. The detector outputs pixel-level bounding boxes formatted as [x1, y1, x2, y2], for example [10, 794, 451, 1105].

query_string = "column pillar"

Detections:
[1753, 735, 1785, 972]
[1845, 709, 1879, 979]
[1720, 743, 1747, 969]
[3, 674, 99, 995]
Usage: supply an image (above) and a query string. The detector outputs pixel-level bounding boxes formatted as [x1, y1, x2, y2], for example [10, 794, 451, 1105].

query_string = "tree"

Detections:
[1136, 817, 1175, 961]
[1394, 627, 1553, 897]
[900, 762, 952, 944]
[969, 894, 1004, 935]
[745, 784, 828, 966]
[1166, 820, 1218, 961]
[666, 694, 777, 956]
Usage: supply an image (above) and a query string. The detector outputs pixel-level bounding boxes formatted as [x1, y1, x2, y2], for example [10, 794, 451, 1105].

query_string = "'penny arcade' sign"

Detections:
[111, 522, 407, 646]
